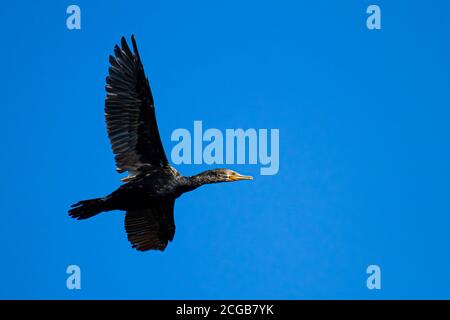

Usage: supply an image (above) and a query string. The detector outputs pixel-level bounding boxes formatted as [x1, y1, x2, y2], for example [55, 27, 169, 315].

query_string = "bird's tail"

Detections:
[69, 198, 107, 220]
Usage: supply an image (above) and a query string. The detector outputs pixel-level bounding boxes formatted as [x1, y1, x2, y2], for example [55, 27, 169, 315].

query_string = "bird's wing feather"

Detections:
[105, 35, 168, 179]
[124, 199, 175, 251]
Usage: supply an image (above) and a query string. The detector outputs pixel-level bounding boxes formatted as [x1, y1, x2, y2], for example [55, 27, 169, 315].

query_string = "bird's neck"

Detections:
[184, 171, 217, 192]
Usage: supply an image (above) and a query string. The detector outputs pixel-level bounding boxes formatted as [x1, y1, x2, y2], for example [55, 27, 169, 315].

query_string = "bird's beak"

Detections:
[229, 173, 253, 181]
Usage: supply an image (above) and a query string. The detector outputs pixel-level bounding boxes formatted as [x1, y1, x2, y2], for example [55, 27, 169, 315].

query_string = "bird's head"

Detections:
[191, 168, 253, 186]
[208, 169, 253, 183]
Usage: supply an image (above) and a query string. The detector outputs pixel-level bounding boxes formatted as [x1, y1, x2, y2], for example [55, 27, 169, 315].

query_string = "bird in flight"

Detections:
[69, 35, 252, 252]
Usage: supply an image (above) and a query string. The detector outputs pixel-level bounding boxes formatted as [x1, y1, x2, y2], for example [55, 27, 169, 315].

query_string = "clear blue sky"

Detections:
[0, 0, 449, 299]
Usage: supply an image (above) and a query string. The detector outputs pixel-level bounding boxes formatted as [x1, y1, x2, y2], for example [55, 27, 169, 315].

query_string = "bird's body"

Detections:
[106, 168, 181, 211]
[69, 35, 252, 251]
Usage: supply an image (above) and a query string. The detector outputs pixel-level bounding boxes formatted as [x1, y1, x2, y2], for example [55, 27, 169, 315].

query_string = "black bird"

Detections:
[69, 35, 252, 252]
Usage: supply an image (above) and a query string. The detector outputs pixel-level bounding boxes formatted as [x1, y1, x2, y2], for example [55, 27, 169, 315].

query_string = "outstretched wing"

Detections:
[124, 200, 175, 251]
[105, 35, 168, 180]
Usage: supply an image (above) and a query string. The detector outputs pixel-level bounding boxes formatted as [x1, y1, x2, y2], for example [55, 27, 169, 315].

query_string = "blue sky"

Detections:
[0, 0, 449, 299]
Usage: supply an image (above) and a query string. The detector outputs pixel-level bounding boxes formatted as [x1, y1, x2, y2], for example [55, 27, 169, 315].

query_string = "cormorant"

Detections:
[69, 35, 252, 252]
